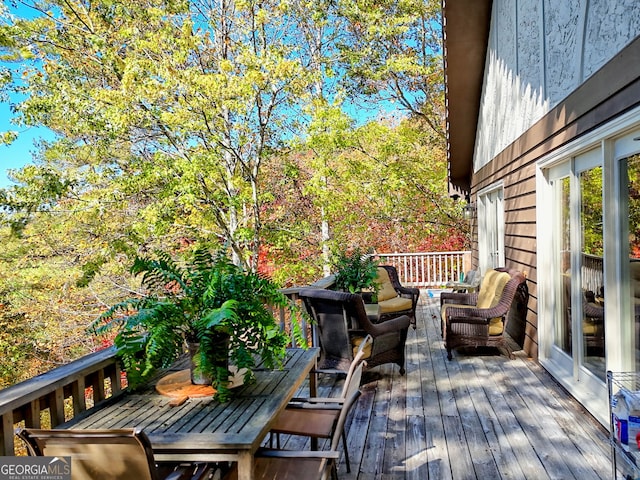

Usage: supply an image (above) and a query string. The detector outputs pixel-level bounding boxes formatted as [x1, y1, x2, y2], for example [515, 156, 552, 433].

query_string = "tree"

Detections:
[322, 118, 461, 251]
[0, 218, 108, 388]
[337, 0, 445, 138]
[261, 116, 465, 288]
[1, 0, 314, 270]
[0, 0, 461, 384]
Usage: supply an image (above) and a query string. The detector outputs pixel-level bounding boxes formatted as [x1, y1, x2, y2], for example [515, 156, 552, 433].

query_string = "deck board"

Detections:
[275, 295, 612, 479]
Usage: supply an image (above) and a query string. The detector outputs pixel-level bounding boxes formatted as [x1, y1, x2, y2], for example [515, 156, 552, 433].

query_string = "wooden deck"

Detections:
[276, 295, 614, 480]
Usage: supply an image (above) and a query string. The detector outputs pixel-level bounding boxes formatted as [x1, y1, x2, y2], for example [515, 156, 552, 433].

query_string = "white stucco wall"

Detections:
[473, 0, 640, 171]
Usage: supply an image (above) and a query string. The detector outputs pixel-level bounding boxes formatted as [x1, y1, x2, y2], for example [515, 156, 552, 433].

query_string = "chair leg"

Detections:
[500, 343, 514, 360]
[342, 429, 351, 473]
[331, 461, 339, 480]
[268, 432, 280, 449]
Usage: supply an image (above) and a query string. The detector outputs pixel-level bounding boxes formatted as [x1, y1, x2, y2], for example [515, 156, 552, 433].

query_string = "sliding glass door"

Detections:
[547, 150, 605, 382]
[539, 120, 640, 425]
[619, 153, 640, 373]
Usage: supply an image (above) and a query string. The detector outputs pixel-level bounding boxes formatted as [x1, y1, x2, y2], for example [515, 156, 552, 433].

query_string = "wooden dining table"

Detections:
[59, 347, 319, 480]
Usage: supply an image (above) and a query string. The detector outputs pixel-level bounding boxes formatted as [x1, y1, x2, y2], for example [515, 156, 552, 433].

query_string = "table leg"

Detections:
[309, 366, 317, 397]
[236, 451, 255, 480]
[309, 360, 318, 450]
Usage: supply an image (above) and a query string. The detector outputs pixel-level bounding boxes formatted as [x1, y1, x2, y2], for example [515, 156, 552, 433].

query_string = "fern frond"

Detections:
[132, 253, 188, 295]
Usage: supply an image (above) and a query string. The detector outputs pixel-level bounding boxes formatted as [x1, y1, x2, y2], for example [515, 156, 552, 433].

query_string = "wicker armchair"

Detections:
[372, 265, 421, 328]
[440, 269, 526, 360]
[299, 287, 410, 375]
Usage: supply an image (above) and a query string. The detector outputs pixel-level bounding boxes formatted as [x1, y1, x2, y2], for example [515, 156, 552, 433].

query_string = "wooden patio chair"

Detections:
[372, 265, 421, 328]
[440, 268, 526, 360]
[299, 287, 410, 375]
[268, 335, 373, 473]
[225, 362, 365, 480]
[15, 427, 212, 480]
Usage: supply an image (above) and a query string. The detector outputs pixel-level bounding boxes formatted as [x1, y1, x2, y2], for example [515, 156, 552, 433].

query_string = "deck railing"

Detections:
[0, 251, 468, 455]
[0, 346, 124, 455]
[582, 253, 604, 294]
[375, 251, 472, 287]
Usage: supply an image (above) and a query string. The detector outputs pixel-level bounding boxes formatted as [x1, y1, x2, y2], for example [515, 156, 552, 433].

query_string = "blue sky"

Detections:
[0, 105, 53, 188]
[0, 2, 52, 188]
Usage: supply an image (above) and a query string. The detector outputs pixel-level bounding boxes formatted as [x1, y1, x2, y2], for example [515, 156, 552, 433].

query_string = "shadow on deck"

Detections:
[277, 295, 612, 480]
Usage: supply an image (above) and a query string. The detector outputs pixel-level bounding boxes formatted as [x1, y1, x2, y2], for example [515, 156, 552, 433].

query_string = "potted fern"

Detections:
[91, 247, 306, 402]
[332, 247, 380, 295]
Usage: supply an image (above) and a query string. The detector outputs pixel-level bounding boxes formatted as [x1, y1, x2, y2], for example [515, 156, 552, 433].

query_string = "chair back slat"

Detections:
[16, 428, 156, 480]
[341, 334, 372, 397]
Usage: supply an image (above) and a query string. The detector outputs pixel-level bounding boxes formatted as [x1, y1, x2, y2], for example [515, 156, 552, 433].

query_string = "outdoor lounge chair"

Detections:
[440, 268, 526, 360]
[299, 287, 410, 375]
[372, 265, 421, 328]
[15, 427, 212, 480]
[269, 335, 372, 473]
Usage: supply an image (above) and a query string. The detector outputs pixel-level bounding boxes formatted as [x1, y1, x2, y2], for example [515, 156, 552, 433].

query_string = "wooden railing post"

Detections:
[1, 412, 14, 457]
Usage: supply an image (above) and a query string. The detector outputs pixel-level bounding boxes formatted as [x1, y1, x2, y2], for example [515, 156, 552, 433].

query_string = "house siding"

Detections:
[470, 0, 640, 359]
[471, 34, 640, 358]
[474, 0, 640, 174]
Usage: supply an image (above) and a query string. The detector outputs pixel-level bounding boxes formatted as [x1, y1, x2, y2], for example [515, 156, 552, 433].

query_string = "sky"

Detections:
[0, 104, 53, 188]
[0, 2, 53, 188]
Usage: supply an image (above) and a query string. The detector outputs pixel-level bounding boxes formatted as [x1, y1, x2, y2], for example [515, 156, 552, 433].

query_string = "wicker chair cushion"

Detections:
[376, 268, 399, 301]
[379, 296, 413, 314]
[583, 319, 599, 336]
[476, 270, 511, 309]
[351, 336, 373, 358]
[441, 270, 511, 335]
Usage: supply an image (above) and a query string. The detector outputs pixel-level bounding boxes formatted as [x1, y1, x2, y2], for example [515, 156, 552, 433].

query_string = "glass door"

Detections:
[578, 163, 605, 380]
[552, 173, 571, 356]
[620, 154, 640, 372]
[547, 149, 605, 381]
[538, 119, 640, 425]
[629, 156, 640, 372]
[478, 186, 505, 273]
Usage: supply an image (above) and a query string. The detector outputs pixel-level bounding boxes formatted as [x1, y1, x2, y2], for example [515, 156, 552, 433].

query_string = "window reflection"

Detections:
[557, 177, 571, 354]
[580, 167, 604, 379]
[627, 155, 640, 372]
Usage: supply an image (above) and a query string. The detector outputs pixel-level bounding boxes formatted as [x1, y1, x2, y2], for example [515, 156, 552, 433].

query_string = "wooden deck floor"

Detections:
[277, 295, 614, 480]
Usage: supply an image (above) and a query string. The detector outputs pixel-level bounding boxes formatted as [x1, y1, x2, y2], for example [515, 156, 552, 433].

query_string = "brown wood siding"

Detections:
[468, 37, 640, 359]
